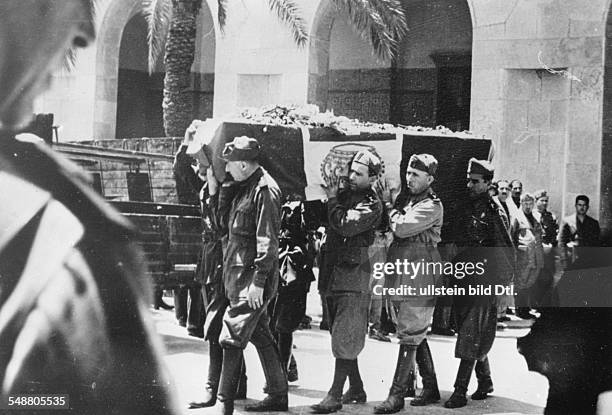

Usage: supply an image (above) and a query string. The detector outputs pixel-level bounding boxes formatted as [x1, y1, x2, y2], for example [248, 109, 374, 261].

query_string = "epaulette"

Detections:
[257, 174, 269, 189]
[427, 191, 441, 204]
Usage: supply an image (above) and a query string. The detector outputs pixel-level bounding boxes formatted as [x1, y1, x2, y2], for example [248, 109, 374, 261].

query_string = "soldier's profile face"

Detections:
[406, 167, 432, 194]
[0, 0, 95, 130]
[536, 196, 548, 211]
[225, 160, 246, 181]
[467, 173, 488, 197]
[348, 162, 371, 191]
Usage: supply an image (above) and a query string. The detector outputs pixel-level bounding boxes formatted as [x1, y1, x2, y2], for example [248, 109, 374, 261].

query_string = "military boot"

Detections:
[235, 356, 247, 400]
[311, 359, 351, 414]
[373, 344, 417, 414]
[471, 357, 493, 400]
[411, 340, 440, 406]
[444, 359, 475, 409]
[210, 347, 243, 415]
[188, 339, 223, 409]
[244, 344, 288, 412]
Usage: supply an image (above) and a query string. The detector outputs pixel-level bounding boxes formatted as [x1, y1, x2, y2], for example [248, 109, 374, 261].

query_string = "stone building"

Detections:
[34, 0, 612, 237]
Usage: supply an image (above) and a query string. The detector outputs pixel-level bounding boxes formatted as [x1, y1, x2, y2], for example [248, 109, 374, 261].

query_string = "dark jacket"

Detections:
[279, 201, 315, 289]
[0, 136, 179, 414]
[321, 187, 382, 294]
[223, 167, 282, 303]
[558, 214, 600, 270]
[173, 144, 227, 285]
[453, 194, 515, 305]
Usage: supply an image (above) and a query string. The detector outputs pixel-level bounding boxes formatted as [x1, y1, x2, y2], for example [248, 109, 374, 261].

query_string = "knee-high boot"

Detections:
[244, 343, 288, 412]
[471, 356, 493, 400]
[235, 353, 247, 399]
[373, 344, 417, 414]
[444, 359, 475, 409]
[188, 339, 223, 408]
[411, 340, 440, 406]
[211, 346, 243, 415]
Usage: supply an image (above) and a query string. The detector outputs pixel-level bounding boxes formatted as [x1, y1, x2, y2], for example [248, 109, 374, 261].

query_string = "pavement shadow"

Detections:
[227, 398, 543, 415]
[426, 335, 458, 344]
[286, 387, 328, 400]
[161, 333, 208, 356]
[184, 392, 543, 414]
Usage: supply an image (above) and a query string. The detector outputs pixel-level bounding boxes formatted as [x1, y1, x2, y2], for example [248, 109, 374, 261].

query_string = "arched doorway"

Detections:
[116, 13, 164, 138]
[95, 0, 216, 139]
[308, 0, 473, 130]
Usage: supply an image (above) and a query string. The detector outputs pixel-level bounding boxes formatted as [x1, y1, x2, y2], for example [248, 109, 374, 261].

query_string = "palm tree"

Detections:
[143, 0, 407, 136]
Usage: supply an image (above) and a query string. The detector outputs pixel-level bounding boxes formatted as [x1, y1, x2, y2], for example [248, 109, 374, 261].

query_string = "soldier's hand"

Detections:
[183, 120, 203, 145]
[247, 285, 264, 309]
[321, 175, 340, 199]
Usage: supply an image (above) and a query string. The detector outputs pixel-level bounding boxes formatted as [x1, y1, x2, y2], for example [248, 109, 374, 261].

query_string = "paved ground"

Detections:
[153, 290, 548, 415]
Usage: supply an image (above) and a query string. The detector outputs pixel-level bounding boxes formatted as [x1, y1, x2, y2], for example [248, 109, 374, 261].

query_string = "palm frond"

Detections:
[330, 0, 407, 61]
[267, 0, 308, 47]
[217, 0, 228, 33]
[366, 0, 407, 40]
[142, 0, 173, 74]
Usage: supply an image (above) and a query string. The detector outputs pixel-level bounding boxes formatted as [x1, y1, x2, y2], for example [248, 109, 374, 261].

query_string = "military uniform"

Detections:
[269, 201, 315, 381]
[445, 158, 515, 409]
[173, 145, 247, 409]
[323, 188, 382, 358]
[374, 154, 443, 414]
[386, 189, 443, 344]
[312, 150, 382, 414]
[214, 137, 287, 414]
[0, 136, 179, 414]
[453, 193, 514, 357]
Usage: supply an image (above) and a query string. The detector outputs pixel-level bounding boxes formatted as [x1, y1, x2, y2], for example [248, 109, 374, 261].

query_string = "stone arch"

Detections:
[308, 0, 474, 129]
[94, 0, 143, 139]
[115, 13, 164, 138]
[94, 0, 217, 139]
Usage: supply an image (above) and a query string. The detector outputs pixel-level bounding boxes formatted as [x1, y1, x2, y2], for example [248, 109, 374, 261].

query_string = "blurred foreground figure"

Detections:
[0, 1, 179, 413]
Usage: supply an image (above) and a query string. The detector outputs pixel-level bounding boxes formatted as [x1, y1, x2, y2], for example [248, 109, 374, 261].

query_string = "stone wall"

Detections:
[469, 0, 608, 220]
[77, 137, 183, 204]
[29, 0, 612, 231]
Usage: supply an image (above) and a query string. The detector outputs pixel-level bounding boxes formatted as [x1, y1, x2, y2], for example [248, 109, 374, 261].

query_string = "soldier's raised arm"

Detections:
[328, 192, 382, 238]
[389, 197, 442, 238]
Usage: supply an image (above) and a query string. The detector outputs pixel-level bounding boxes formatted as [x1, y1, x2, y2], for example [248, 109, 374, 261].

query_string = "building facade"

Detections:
[34, 0, 612, 236]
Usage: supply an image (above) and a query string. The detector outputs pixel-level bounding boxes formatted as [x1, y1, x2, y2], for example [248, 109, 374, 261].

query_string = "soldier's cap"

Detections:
[534, 189, 548, 200]
[467, 158, 494, 176]
[221, 136, 260, 161]
[408, 153, 438, 176]
[521, 192, 535, 203]
[351, 150, 381, 176]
